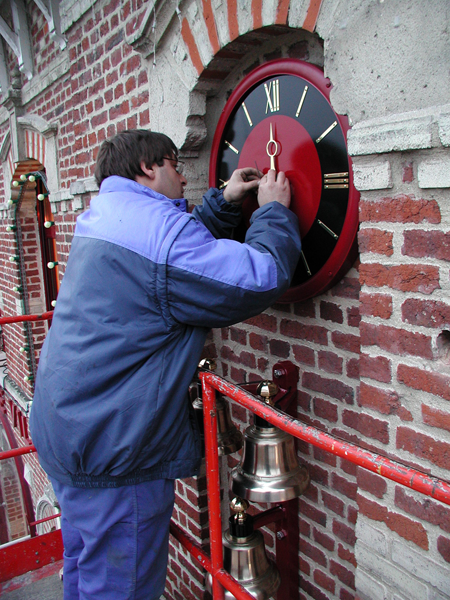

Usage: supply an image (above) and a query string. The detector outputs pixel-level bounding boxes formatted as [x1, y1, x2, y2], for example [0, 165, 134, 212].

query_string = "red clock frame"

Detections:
[209, 59, 359, 303]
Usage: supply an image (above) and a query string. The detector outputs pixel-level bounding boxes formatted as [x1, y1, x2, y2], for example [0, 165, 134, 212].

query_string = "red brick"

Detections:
[281, 319, 328, 345]
[332, 473, 357, 501]
[397, 426, 450, 470]
[301, 579, 329, 600]
[269, 338, 290, 358]
[249, 332, 267, 351]
[357, 467, 387, 499]
[301, 539, 327, 568]
[402, 162, 414, 183]
[359, 196, 440, 224]
[359, 381, 412, 421]
[230, 327, 247, 344]
[314, 568, 335, 594]
[360, 354, 391, 383]
[422, 404, 450, 433]
[299, 499, 327, 527]
[347, 306, 361, 328]
[303, 372, 354, 404]
[331, 331, 360, 354]
[397, 364, 450, 402]
[244, 313, 277, 332]
[360, 263, 440, 294]
[338, 543, 357, 567]
[403, 230, 450, 261]
[402, 298, 450, 328]
[293, 344, 315, 366]
[293, 299, 316, 318]
[361, 322, 432, 359]
[394, 487, 450, 533]
[330, 559, 355, 589]
[313, 397, 338, 423]
[331, 276, 360, 300]
[358, 228, 394, 255]
[358, 494, 429, 549]
[320, 301, 343, 323]
[318, 350, 343, 374]
[437, 536, 450, 563]
[313, 527, 335, 552]
[346, 358, 360, 380]
[342, 410, 389, 444]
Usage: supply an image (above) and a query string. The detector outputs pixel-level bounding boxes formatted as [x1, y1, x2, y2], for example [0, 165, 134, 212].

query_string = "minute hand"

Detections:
[266, 123, 279, 172]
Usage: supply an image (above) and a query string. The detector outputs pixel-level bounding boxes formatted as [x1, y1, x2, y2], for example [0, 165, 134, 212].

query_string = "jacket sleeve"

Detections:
[192, 187, 242, 239]
[165, 201, 301, 329]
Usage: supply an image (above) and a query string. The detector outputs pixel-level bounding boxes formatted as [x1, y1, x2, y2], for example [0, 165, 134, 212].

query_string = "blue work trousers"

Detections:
[50, 477, 175, 600]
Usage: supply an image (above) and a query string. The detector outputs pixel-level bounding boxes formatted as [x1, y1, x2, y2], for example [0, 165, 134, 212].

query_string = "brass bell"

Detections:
[191, 359, 243, 456]
[206, 498, 280, 600]
[231, 381, 310, 503]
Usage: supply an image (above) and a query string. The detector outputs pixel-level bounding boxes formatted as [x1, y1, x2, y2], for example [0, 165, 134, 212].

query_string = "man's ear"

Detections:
[140, 161, 155, 180]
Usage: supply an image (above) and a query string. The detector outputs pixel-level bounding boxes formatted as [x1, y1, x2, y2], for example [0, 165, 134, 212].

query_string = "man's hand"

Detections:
[223, 168, 261, 205]
[258, 169, 291, 208]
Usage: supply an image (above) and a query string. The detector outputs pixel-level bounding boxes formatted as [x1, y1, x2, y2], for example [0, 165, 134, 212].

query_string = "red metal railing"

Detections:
[2, 311, 450, 598]
[198, 370, 450, 600]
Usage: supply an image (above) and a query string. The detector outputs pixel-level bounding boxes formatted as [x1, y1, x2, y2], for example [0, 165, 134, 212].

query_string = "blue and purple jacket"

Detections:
[30, 176, 301, 488]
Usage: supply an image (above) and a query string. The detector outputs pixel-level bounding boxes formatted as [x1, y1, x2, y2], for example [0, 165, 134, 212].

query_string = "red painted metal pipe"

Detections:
[199, 372, 450, 507]
[0, 444, 36, 461]
[170, 522, 257, 600]
[202, 381, 226, 600]
[29, 513, 61, 527]
[0, 311, 53, 325]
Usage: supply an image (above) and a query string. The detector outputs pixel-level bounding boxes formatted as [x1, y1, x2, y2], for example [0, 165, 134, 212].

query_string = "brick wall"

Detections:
[0, 0, 449, 599]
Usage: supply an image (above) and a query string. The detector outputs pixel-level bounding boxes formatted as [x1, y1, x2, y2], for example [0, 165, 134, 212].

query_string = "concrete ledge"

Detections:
[348, 104, 450, 156]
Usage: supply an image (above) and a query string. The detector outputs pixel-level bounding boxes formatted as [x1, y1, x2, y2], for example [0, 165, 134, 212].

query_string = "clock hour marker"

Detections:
[324, 172, 349, 189]
[242, 102, 253, 126]
[316, 121, 338, 143]
[317, 219, 339, 240]
[264, 79, 280, 113]
[224, 140, 239, 154]
[301, 252, 312, 276]
[295, 85, 308, 117]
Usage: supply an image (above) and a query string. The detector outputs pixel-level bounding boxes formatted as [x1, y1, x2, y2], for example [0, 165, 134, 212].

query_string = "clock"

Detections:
[209, 59, 359, 303]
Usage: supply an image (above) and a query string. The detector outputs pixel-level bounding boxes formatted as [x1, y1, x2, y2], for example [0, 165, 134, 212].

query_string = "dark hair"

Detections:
[94, 129, 178, 186]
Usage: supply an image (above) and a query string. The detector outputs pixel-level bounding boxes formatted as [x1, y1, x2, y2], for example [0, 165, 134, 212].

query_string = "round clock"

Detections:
[209, 59, 359, 303]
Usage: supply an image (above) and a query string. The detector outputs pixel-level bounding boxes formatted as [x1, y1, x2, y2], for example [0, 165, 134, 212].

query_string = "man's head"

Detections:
[95, 130, 187, 199]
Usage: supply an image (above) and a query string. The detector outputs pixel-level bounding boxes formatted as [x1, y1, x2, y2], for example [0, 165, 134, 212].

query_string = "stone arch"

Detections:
[146, 0, 327, 153]
[16, 114, 59, 193]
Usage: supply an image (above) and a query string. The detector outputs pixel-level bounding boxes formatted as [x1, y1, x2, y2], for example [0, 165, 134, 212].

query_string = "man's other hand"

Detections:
[258, 170, 291, 208]
[223, 168, 261, 205]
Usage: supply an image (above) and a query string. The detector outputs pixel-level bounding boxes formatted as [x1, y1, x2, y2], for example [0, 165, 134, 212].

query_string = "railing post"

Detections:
[200, 373, 225, 600]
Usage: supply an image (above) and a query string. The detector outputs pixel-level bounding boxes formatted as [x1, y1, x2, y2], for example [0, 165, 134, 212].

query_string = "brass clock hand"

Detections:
[266, 122, 279, 172]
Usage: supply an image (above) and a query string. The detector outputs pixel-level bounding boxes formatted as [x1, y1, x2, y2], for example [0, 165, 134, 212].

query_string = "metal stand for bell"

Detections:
[206, 498, 281, 600]
[191, 359, 243, 456]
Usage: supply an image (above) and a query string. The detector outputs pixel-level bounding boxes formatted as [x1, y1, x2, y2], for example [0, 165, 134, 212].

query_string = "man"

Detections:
[30, 129, 301, 600]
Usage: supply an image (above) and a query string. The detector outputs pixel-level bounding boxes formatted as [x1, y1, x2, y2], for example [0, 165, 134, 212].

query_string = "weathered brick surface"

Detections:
[1, 2, 449, 600]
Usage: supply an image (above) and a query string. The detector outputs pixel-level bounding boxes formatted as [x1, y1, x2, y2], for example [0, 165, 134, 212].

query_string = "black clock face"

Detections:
[210, 60, 359, 302]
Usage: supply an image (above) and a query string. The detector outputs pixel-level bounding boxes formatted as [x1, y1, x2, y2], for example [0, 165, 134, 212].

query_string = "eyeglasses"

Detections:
[162, 157, 185, 175]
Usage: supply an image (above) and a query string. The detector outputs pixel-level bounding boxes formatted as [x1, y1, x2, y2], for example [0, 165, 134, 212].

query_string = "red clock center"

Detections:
[237, 115, 322, 238]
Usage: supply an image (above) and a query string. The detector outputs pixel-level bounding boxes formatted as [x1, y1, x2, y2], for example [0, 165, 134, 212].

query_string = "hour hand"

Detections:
[266, 123, 279, 172]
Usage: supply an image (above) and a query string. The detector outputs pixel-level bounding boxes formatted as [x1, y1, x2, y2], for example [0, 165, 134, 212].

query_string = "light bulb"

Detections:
[44, 221, 54, 228]
[51, 300, 57, 307]
[47, 261, 58, 269]
[12, 181, 19, 187]
[20, 174, 26, 181]
[28, 175, 36, 182]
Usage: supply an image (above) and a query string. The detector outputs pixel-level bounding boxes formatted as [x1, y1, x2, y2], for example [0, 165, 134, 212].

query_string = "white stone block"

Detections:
[439, 113, 450, 147]
[418, 157, 450, 188]
[392, 540, 450, 596]
[356, 569, 387, 600]
[357, 542, 428, 600]
[353, 160, 392, 190]
[348, 115, 433, 156]
[355, 518, 388, 556]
